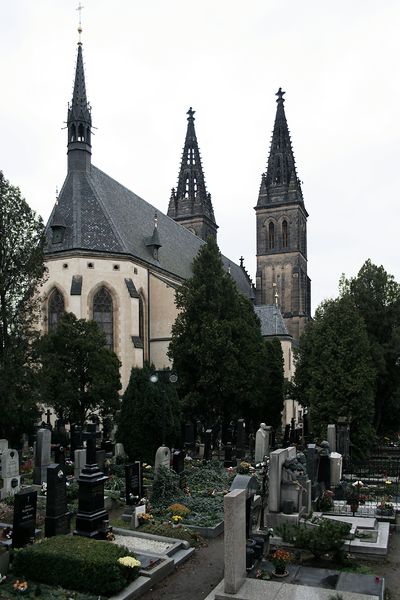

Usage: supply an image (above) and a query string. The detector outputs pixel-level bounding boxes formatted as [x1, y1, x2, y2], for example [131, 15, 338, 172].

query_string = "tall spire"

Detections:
[257, 88, 303, 206]
[167, 108, 218, 241]
[67, 38, 92, 172]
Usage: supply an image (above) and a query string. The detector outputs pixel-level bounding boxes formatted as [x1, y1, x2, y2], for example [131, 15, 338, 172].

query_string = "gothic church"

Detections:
[42, 40, 311, 393]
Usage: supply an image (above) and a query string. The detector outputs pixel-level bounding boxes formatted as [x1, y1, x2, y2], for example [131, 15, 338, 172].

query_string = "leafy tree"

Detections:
[343, 260, 400, 434]
[293, 295, 376, 451]
[168, 236, 270, 429]
[38, 312, 121, 425]
[117, 364, 182, 463]
[0, 171, 46, 443]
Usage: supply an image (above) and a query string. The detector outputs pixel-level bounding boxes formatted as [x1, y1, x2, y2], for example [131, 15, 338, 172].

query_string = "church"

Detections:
[41, 39, 311, 410]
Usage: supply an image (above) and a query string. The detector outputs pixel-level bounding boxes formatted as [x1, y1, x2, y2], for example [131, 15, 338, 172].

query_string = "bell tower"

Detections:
[255, 89, 311, 340]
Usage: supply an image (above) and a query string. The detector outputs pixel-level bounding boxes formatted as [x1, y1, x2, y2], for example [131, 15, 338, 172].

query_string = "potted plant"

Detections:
[270, 549, 292, 576]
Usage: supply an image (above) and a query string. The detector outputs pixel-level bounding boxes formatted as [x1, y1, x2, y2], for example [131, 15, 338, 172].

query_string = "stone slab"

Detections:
[346, 522, 390, 556]
[337, 573, 384, 599]
[109, 575, 152, 600]
[113, 527, 183, 557]
[322, 515, 377, 530]
[185, 520, 224, 538]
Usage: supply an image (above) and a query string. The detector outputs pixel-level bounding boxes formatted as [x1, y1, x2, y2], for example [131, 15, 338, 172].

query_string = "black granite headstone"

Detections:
[70, 425, 83, 459]
[318, 455, 331, 490]
[54, 445, 66, 465]
[224, 442, 236, 467]
[12, 489, 37, 548]
[236, 419, 246, 459]
[184, 422, 195, 451]
[125, 462, 142, 506]
[204, 429, 212, 461]
[45, 463, 70, 537]
[172, 450, 185, 474]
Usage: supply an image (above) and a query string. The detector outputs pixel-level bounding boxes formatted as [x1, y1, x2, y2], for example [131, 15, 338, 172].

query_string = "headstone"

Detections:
[330, 451, 343, 487]
[12, 489, 37, 548]
[33, 428, 51, 484]
[96, 449, 106, 473]
[125, 462, 142, 505]
[255, 423, 271, 463]
[101, 440, 114, 456]
[303, 413, 310, 439]
[54, 445, 66, 465]
[283, 424, 291, 447]
[236, 419, 246, 459]
[154, 446, 171, 476]
[45, 463, 70, 537]
[0, 449, 21, 499]
[306, 443, 319, 484]
[224, 489, 247, 595]
[74, 437, 109, 539]
[74, 449, 87, 479]
[224, 442, 236, 467]
[268, 448, 289, 512]
[0, 439, 8, 454]
[70, 425, 83, 459]
[184, 422, 195, 451]
[289, 417, 296, 443]
[327, 424, 337, 452]
[131, 504, 146, 529]
[230, 474, 258, 538]
[318, 442, 331, 490]
[172, 450, 185, 474]
[336, 418, 351, 462]
[204, 429, 212, 461]
[114, 442, 126, 458]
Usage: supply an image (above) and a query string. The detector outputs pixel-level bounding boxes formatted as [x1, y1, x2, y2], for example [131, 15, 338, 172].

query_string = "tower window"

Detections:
[52, 227, 65, 244]
[48, 288, 65, 332]
[78, 124, 84, 142]
[268, 222, 275, 249]
[93, 287, 113, 350]
[282, 220, 288, 247]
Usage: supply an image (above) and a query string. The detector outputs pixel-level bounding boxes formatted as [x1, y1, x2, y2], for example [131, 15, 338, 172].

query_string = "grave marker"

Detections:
[125, 462, 142, 505]
[45, 463, 70, 537]
[33, 428, 51, 484]
[12, 489, 37, 548]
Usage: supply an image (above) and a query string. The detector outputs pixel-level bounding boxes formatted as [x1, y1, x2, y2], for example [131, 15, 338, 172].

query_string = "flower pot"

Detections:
[273, 569, 289, 578]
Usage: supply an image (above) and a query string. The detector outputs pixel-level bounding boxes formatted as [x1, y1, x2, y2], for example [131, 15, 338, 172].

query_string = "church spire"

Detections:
[67, 40, 92, 172]
[257, 88, 303, 206]
[167, 107, 218, 241]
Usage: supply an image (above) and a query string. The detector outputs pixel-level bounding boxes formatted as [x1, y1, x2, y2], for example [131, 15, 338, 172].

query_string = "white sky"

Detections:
[1, 0, 399, 314]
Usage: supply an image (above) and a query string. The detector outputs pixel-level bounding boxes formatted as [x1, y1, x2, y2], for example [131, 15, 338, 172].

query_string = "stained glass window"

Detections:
[93, 287, 113, 350]
[48, 288, 65, 331]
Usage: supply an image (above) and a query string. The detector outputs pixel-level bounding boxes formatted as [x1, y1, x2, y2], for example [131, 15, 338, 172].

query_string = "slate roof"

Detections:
[254, 304, 291, 338]
[45, 165, 253, 299]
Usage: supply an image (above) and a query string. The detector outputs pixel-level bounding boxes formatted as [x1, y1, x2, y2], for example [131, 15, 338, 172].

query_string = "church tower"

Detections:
[67, 41, 92, 173]
[168, 108, 218, 241]
[255, 89, 311, 341]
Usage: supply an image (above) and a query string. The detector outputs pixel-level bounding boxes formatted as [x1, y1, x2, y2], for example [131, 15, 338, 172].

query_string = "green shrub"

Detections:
[186, 460, 229, 493]
[151, 466, 185, 508]
[13, 535, 139, 596]
[277, 518, 351, 562]
[185, 495, 224, 526]
[139, 522, 202, 546]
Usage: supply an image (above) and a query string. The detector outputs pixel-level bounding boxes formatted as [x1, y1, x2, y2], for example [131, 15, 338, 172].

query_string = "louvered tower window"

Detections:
[282, 220, 288, 247]
[93, 287, 113, 350]
[48, 288, 65, 332]
[268, 222, 275, 249]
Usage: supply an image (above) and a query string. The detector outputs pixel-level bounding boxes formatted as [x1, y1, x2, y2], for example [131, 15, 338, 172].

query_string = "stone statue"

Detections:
[281, 458, 302, 483]
[319, 440, 330, 456]
[296, 452, 308, 476]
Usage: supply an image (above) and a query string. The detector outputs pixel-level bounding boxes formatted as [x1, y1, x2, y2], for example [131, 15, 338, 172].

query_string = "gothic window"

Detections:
[282, 220, 288, 247]
[70, 124, 76, 142]
[268, 222, 275, 249]
[78, 124, 84, 142]
[48, 288, 65, 332]
[93, 287, 113, 350]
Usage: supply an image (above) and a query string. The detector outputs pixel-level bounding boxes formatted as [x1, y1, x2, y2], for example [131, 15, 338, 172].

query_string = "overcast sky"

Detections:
[1, 0, 399, 313]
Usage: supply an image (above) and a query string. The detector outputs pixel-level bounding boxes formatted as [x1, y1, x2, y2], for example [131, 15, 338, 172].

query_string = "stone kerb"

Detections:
[224, 488, 246, 595]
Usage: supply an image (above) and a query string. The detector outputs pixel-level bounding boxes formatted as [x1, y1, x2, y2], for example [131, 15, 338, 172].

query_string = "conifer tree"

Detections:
[168, 237, 271, 428]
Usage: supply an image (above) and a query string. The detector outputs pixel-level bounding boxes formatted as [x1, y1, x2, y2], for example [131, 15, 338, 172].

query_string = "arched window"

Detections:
[48, 288, 65, 332]
[282, 220, 288, 247]
[93, 287, 113, 350]
[268, 222, 275, 249]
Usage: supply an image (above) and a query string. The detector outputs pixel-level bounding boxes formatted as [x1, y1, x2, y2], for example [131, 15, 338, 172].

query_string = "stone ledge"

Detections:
[185, 520, 224, 538]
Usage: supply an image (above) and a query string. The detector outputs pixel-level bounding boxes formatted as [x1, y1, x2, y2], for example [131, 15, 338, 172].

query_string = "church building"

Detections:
[41, 39, 310, 399]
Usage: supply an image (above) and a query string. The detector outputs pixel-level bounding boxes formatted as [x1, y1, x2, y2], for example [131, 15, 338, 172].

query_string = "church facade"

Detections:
[41, 41, 310, 399]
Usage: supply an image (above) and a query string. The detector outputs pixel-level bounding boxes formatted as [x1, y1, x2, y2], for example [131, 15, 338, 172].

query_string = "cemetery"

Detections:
[0, 418, 399, 599]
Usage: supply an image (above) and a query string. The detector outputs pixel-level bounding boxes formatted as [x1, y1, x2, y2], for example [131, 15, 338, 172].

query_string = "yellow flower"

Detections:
[385, 479, 393, 485]
[171, 515, 183, 524]
[118, 556, 141, 569]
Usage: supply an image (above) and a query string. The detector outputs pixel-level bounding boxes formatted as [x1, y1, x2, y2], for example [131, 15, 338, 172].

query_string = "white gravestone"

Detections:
[224, 488, 247, 594]
[268, 448, 289, 512]
[114, 443, 126, 458]
[33, 428, 51, 484]
[327, 424, 337, 452]
[255, 423, 271, 463]
[330, 451, 343, 487]
[0, 449, 21, 499]
[154, 446, 171, 477]
[0, 439, 8, 454]
[74, 449, 87, 479]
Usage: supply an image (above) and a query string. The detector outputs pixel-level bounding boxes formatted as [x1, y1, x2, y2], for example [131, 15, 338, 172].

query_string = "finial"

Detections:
[154, 211, 158, 228]
[276, 87, 285, 104]
[55, 186, 59, 204]
[239, 256, 244, 267]
[187, 107, 195, 121]
[76, 1, 84, 43]
[272, 282, 279, 307]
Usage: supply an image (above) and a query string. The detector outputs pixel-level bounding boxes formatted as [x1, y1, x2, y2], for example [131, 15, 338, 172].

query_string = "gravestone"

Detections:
[45, 463, 70, 537]
[74, 449, 87, 479]
[12, 489, 38, 548]
[306, 443, 320, 500]
[101, 440, 114, 456]
[283, 424, 291, 447]
[125, 462, 142, 505]
[336, 418, 351, 462]
[303, 413, 310, 439]
[330, 451, 343, 487]
[318, 441, 331, 489]
[96, 449, 106, 472]
[268, 448, 289, 512]
[184, 422, 195, 451]
[204, 429, 212, 461]
[224, 442, 236, 467]
[0, 449, 21, 499]
[327, 424, 337, 452]
[172, 450, 185, 474]
[224, 489, 247, 594]
[74, 437, 109, 539]
[0, 439, 8, 454]
[70, 425, 83, 459]
[54, 445, 66, 465]
[33, 428, 51, 484]
[230, 474, 258, 538]
[236, 419, 246, 459]
[255, 423, 271, 463]
[154, 446, 171, 477]
[114, 443, 126, 458]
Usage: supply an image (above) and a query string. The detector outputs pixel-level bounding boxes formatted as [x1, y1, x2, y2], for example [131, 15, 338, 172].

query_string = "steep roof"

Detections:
[254, 304, 291, 337]
[45, 165, 253, 298]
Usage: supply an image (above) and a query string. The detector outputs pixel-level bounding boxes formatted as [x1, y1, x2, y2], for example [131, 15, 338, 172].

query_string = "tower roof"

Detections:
[167, 108, 217, 237]
[67, 42, 92, 171]
[257, 88, 304, 208]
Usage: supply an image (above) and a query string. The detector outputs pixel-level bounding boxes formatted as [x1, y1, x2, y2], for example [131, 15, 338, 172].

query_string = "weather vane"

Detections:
[76, 1, 84, 42]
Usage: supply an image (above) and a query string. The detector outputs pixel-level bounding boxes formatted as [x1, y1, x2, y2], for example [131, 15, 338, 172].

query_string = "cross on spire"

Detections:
[76, 1, 84, 42]
[187, 107, 195, 122]
[276, 87, 285, 104]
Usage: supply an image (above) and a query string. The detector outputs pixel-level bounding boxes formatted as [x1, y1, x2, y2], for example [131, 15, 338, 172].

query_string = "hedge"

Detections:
[13, 535, 139, 596]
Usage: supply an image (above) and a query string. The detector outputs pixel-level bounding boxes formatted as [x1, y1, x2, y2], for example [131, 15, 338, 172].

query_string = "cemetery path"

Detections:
[362, 527, 400, 600]
[139, 534, 224, 600]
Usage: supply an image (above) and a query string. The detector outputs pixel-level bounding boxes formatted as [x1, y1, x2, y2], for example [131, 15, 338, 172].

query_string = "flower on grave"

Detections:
[106, 531, 115, 541]
[13, 578, 28, 592]
[171, 515, 183, 524]
[184, 456, 193, 462]
[352, 480, 364, 488]
[2, 527, 12, 540]
[118, 556, 141, 569]
[270, 549, 292, 573]
[40, 482, 47, 495]
[0, 574, 6, 584]
[255, 569, 270, 580]
[138, 513, 153, 523]
[385, 479, 393, 486]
